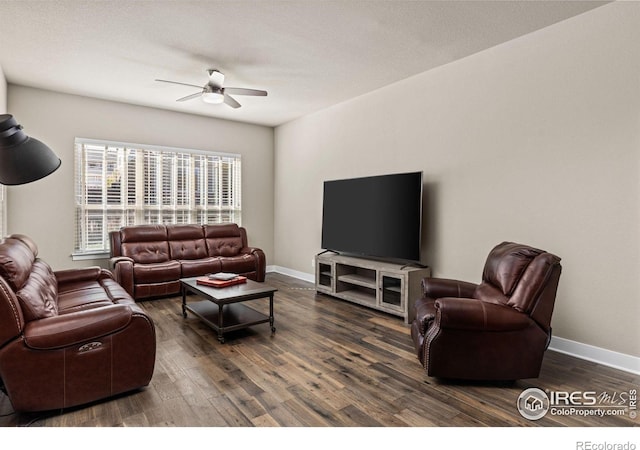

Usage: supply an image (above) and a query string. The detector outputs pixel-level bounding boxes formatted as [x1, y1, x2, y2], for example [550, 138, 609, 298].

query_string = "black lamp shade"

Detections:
[0, 114, 62, 185]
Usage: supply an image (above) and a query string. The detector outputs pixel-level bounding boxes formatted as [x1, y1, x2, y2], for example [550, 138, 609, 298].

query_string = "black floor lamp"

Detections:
[0, 114, 61, 185]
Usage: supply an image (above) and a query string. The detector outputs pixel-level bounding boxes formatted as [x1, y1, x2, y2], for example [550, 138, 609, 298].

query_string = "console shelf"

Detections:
[315, 253, 431, 324]
[337, 273, 376, 288]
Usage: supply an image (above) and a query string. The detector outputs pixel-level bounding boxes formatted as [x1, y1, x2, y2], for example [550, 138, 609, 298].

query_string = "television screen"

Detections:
[321, 171, 423, 264]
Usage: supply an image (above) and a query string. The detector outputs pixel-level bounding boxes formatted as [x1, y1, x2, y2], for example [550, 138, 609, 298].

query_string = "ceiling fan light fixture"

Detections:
[202, 92, 225, 104]
[157, 70, 266, 109]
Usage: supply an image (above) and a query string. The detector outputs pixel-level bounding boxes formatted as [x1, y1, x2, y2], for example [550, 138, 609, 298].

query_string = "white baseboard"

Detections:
[266, 265, 315, 283]
[267, 265, 640, 376]
[548, 336, 640, 375]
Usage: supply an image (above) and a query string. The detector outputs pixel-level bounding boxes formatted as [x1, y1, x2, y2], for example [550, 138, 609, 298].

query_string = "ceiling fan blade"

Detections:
[224, 88, 268, 97]
[207, 70, 225, 89]
[176, 92, 202, 102]
[223, 94, 241, 109]
[156, 79, 203, 89]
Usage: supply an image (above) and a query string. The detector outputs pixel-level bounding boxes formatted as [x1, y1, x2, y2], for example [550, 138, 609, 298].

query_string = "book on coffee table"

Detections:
[209, 272, 239, 281]
[196, 275, 247, 288]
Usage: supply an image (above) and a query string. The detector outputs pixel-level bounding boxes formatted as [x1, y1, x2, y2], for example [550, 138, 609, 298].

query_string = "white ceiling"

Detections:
[0, 0, 607, 127]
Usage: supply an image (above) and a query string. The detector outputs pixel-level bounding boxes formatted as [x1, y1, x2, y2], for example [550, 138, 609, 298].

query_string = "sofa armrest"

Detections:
[110, 256, 134, 270]
[110, 257, 135, 297]
[240, 246, 263, 256]
[23, 304, 133, 350]
[240, 247, 266, 281]
[435, 297, 531, 332]
[421, 278, 477, 299]
[54, 266, 110, 284]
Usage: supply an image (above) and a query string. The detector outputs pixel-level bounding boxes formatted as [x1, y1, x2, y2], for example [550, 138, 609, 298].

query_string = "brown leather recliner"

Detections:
[0, 234, 156, 412]
[411, 242, 562, 381]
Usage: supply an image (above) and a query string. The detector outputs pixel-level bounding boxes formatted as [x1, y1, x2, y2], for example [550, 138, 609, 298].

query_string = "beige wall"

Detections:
[0, 64, 6, 111]
[274, 3, 640, 356]
[7, 85, 274, 271]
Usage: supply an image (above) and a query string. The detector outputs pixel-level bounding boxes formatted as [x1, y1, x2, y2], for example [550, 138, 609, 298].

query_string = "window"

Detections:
[74, 138, 241, 257]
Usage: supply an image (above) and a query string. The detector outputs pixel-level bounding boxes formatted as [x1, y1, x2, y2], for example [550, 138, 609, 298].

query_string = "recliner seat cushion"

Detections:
[220, 254, 257, 274]
[57, 283, 114, 313]
[473, 282, 509, 307]
[132, 260, 181, 283]
[180, 257, 222, 277]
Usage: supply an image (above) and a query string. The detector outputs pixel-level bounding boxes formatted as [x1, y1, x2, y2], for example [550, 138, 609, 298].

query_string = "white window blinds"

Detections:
[74, 138, 241, 255]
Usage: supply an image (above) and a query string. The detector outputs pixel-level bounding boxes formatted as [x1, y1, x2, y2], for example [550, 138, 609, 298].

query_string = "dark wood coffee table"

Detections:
[180, 277, 277, 343]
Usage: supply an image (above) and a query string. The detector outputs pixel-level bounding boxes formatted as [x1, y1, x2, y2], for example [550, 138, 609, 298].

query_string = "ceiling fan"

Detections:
[155, 69, 267, 109]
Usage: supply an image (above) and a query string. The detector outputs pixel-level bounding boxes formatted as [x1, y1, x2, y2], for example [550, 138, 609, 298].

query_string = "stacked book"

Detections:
[196, 272, 247, 288]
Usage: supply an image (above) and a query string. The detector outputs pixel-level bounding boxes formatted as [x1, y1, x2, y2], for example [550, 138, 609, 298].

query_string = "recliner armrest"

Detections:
[240, 246, 263, 257]
[110, 256, 134, 269]
[239, 247, 266, 281]
[110, 257, 135, 296]
[421, 278, 477, 299]
[23, 304, 133, 350]
[435, 297, 531, 332]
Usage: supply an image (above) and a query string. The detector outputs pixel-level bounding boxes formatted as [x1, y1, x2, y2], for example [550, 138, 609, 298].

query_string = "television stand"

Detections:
[315, 254, 431, 324]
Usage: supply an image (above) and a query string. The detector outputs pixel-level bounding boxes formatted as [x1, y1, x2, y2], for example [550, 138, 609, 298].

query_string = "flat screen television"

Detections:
[321, 171, 423, 264]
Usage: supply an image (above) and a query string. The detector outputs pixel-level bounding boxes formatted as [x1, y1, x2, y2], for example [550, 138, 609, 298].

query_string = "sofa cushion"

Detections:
[16, 259, 59, 322]
[180, 257, 222, 278]
[57, 281, 114, 314]
[120, 225, 170, 264]
[219, 254, 257, 274]
[133, 260, 181, 283]
[205, 224, 243, 257]
[56, 273, 136, 313]
[168, 224, 208, 260]
[166, 224, 205, 241]
[122, 241, 171, 264]
[120, 224, 167, 242]
[0, 237, 36, 291]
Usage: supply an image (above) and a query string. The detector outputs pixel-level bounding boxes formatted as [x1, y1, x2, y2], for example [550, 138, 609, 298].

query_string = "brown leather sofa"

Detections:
[411, 241, 561, 381]
[109, 223, 266, 300]
[0, 234, 156, 412]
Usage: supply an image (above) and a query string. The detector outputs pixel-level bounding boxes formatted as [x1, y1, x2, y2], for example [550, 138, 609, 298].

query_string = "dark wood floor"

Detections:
[1, 273, 638, 429]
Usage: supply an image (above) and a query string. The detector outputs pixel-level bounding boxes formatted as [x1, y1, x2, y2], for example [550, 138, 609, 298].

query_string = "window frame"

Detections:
[73, 138, 242, 260]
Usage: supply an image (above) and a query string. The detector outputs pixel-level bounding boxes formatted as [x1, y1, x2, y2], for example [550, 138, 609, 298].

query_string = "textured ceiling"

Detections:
[0, 1, 607, 127]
